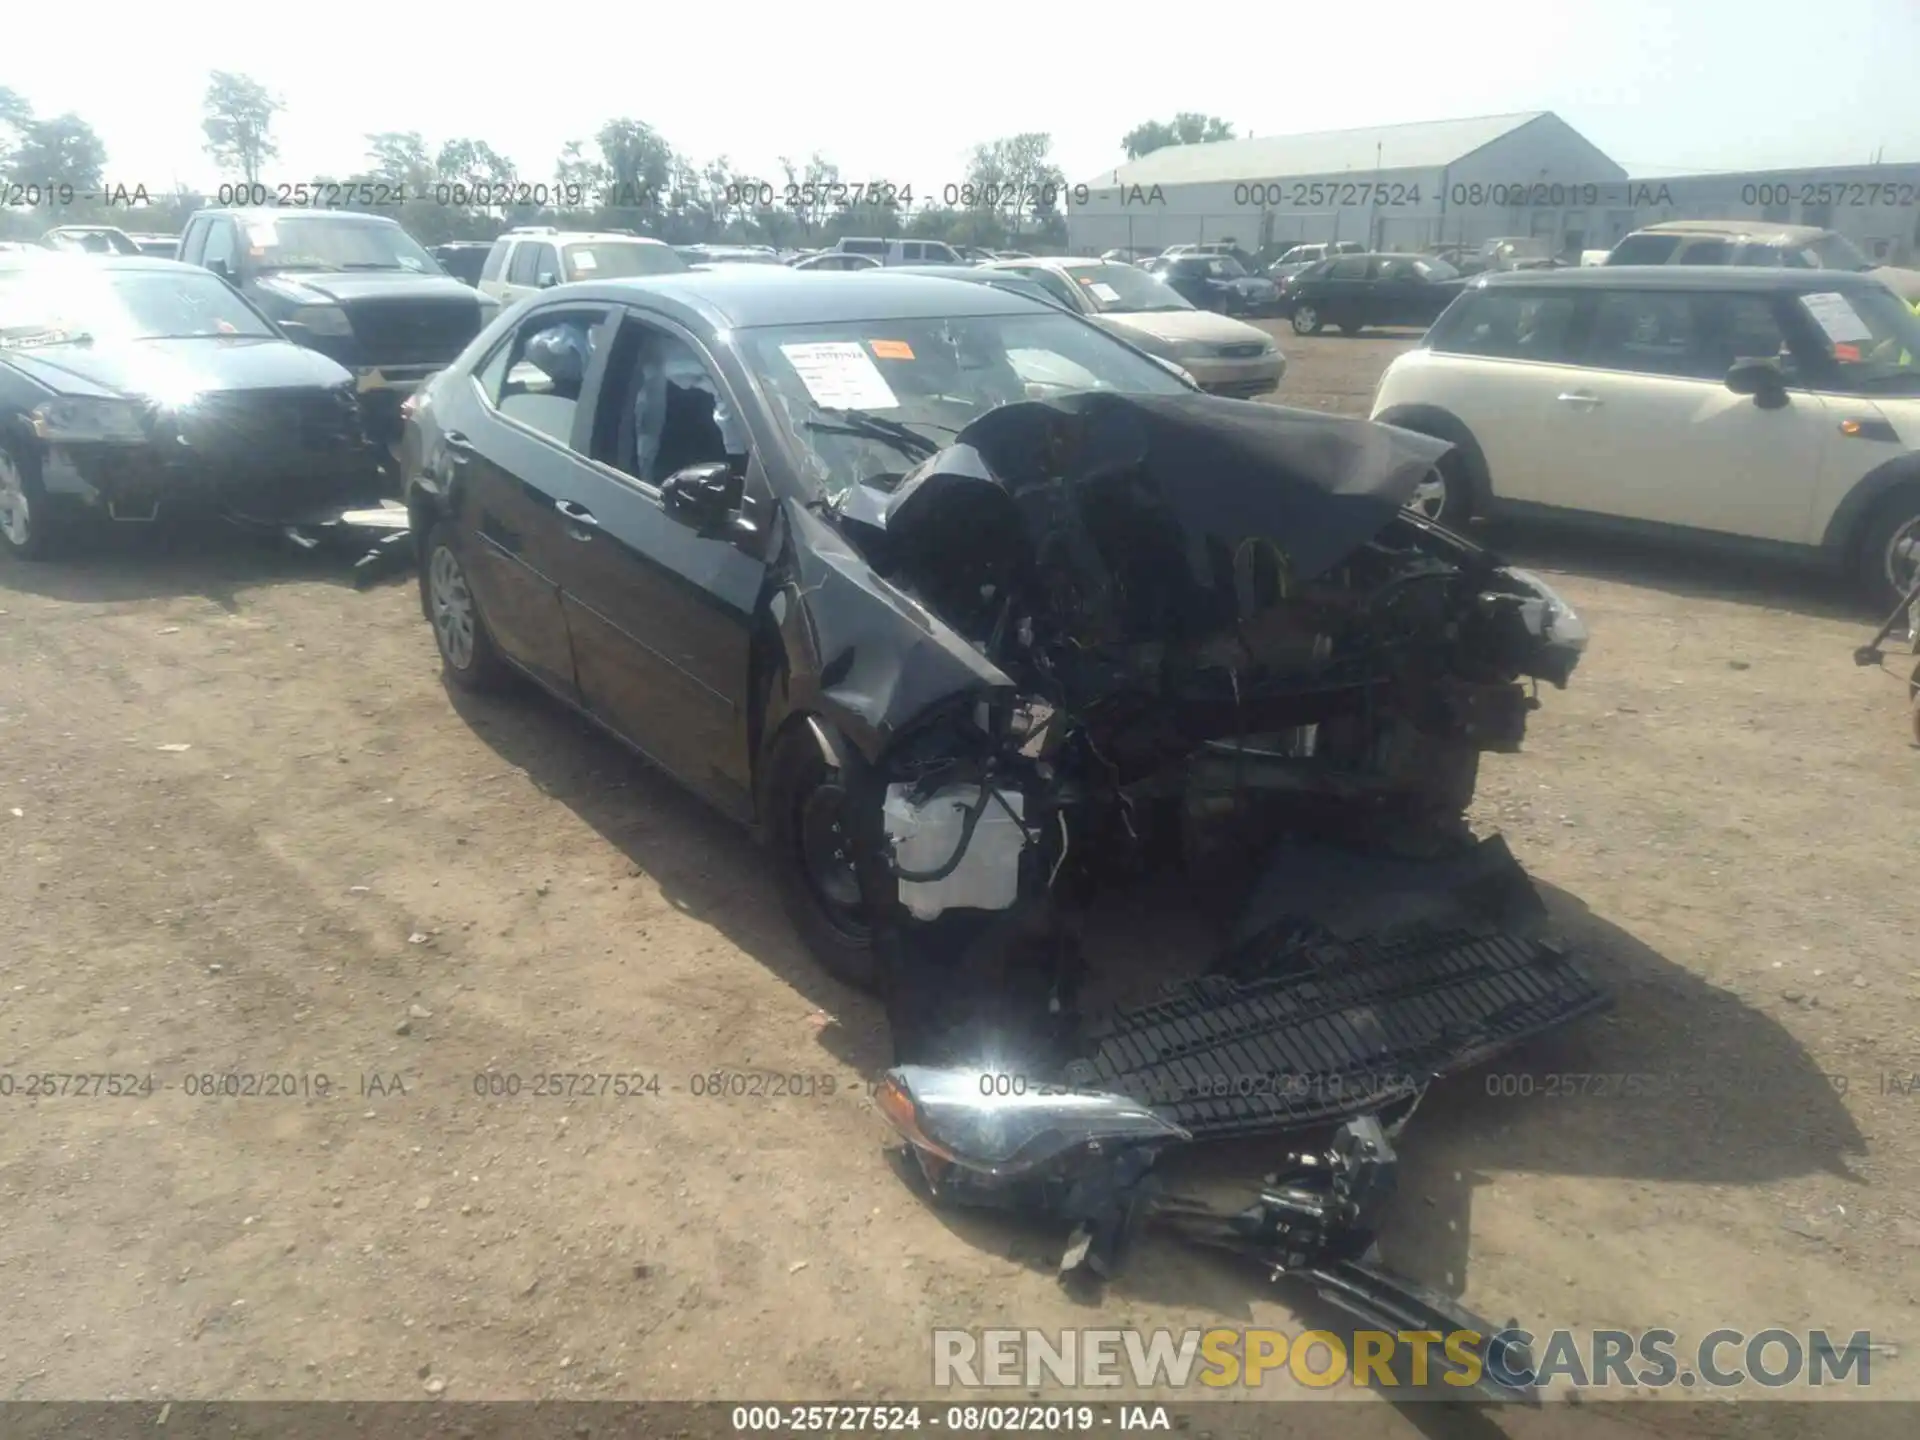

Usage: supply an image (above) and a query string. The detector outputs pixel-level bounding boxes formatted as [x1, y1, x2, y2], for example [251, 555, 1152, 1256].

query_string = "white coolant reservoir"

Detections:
[882, 784, 1027, 921]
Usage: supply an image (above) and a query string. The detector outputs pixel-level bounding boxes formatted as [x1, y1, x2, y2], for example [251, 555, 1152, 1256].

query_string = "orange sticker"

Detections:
[870, 340, 915, 360]
[1834, 342, 1861, 362]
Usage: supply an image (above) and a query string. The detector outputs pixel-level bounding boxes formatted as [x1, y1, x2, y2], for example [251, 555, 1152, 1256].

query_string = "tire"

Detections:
[0, 443, 69, 561]
[1854, 486, 1920, 614]
[764, 724, 879, 991]
[1291, 304, 1323, 336]
[1338, 319, 1366, 335]
[421, 521, 513, 692]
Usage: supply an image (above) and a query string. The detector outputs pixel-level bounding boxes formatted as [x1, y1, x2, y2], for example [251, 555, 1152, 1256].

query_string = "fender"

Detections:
[1371, 403, 1491, 511]
[1819, 452, 1920, 553]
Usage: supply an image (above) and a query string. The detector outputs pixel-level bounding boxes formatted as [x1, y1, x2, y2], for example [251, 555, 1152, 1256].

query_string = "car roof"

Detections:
[512, 231, 671, 245]
[991, 256, 1105, 270]
[576, 268, 1049, 328]
[193, 207, 399, 225]
[1475, 265, 1890, 293]
[1634, 219, 1831, 241]
[0, 252, 202, 273]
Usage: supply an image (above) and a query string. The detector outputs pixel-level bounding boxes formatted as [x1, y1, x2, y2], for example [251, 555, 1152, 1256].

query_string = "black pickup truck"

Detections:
[177, 208, 488, 447]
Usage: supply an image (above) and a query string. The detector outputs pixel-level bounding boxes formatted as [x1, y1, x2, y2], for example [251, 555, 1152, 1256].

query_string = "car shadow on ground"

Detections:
[0, 518, 409, 611]
[1471, 517, 1870, 624]
[445, 679, 1864, 1358]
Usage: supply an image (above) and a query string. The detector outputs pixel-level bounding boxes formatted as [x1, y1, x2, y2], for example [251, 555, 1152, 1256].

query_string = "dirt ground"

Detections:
[4, 328, 1920, 1437]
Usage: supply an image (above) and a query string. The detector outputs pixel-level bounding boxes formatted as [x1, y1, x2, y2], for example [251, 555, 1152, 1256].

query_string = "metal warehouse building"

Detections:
[1066, 111, 1920, 264]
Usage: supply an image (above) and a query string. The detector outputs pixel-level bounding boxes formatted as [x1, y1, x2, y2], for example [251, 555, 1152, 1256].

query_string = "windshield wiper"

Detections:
[257, 261, 344, 274]
[338, 262, 410, 271]
[802, 407, 949, 461]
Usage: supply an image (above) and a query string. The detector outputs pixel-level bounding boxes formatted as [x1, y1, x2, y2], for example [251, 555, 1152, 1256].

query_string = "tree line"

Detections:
[0, 75, 1235, 249]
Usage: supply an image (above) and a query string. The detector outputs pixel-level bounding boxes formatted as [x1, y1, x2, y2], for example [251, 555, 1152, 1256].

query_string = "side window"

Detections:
[900, 242, 925, 261]
[1607, 234, 1683, 265]
[1433, 292, 1579, 362]
[506, 242, 540, 286]
[923, 243, 960, 264]
[1374, 257, 1417, 281]
[1328, 257, 1369, 280]
[531, 244, 559, 285]
[479, 239, 510, 283]
[589, 314, 750, 488]
[1678, 239, 1733, 265]
[1690, 294, 1794, 380]
[179, 219, 206, 267]
[477, 306, 609, 442]
[1582, 291, 1785, 381]
[202, 221, 237, 273]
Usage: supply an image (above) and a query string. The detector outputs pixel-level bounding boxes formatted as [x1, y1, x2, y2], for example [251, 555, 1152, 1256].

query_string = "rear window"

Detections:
[1607, 234, 1684, 265]
[839, 238, 886, 256]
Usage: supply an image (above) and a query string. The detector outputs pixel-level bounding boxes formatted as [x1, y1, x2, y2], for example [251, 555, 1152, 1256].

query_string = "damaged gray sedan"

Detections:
[406, 272, 1602, 1379]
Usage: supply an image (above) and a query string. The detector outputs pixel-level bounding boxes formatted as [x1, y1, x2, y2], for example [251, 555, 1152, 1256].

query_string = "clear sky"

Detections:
[6, 0, 1918, 195]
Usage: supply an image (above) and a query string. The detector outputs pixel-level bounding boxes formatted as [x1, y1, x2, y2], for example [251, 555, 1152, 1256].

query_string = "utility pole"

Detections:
[1369, 141, 1382, 249]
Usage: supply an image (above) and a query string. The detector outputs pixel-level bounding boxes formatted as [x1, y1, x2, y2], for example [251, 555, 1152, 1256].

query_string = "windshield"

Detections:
[1797, 287, 1920, 391]
[242, 215, 441, 274]
[0, 265, 279, 345]
[738, 311, 1192, 499]
[563, 241, 687, 281]
[1415, 257, 1462, 280]
[1205, 257, 1248, 278]
[48, 229, 141, 256]
[1059, 263, 1192, 313]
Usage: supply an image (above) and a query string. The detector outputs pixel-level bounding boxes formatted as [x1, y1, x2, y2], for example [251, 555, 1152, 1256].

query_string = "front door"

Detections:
[453, 304, 616, 700]
[552, 310, 768, 818]
[1536, 288, 1829, 540]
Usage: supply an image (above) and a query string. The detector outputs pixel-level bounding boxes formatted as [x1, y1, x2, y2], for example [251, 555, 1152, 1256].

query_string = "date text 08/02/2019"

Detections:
[729, 1404, 1169, 1431]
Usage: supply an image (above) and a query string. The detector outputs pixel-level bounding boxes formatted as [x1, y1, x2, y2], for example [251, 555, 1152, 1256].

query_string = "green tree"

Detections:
[596, 118, 674, 225]
[201, 72, 282, 186]
[963, 132, 1067, 235]
[1121, 113, 1235, 160]
[778, 152, 840, 237]
[8, 115, 107, 195]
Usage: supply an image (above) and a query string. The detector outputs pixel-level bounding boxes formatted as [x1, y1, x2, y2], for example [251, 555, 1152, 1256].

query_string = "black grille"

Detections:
[175, 389, 364, 453]
[1068, 924, 1610, 1139]
[1216, 341, 1268, 359]
[345, 299, 481, 366]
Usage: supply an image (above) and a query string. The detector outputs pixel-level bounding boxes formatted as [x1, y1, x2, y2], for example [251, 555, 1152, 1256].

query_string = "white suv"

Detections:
[478, 228, 686, 304]
[1371, 266, 1920, 607]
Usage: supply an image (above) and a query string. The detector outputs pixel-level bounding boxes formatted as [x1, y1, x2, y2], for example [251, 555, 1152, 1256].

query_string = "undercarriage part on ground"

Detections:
[222, 500, 414, 588]
[874, 1067, 1541, 1402]
[1068, 924, 1609, 1140]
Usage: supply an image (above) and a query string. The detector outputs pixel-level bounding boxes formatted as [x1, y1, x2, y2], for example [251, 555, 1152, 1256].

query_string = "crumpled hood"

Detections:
[4, 336, 353, 401]
[1099, 309, 1275, 349]
[852, 391, 1451, 597]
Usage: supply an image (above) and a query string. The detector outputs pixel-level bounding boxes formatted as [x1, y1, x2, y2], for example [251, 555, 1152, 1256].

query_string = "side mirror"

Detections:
[1726, 358, 1790, 409]
[660, 461, 737, 530]
[536, 272, 557, 289]
[206, 257, 235, 283]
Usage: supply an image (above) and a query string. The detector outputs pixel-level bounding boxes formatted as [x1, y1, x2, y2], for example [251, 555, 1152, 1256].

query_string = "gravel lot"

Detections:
[3, 326, 1918, 1435]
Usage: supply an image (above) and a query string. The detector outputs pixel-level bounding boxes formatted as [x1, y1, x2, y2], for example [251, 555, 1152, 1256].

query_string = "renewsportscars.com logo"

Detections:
[932, 1327, 1877, 1392]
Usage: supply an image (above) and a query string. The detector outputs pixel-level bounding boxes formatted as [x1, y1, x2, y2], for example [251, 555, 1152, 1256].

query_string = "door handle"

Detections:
[555, 499, 599, 526]
[1556, 391, 1603, 408]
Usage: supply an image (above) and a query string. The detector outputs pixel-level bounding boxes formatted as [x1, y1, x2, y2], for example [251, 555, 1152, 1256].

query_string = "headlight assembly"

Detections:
[29, 397, 148, 444]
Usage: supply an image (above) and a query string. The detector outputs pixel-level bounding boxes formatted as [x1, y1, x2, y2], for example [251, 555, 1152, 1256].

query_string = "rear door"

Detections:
[1317, 255, 1372, 324]
[549, 306, 770, 818]
[1414, 286, 1584, 504]
[450, 303, 617, 700]
[1368, 256, 1434, 326]
[1538, 287, 1830, 538]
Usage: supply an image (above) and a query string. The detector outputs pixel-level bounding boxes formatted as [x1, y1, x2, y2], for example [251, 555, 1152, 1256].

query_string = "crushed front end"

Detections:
[812, 390, 1596, 1085]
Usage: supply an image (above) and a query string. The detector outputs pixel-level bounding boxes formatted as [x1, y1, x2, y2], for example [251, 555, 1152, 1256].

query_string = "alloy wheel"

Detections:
[798, 782, 869, 940]
[1292, 305, 1319, 335]
[0, 452, 31, 550]
[428, 545, 476, 670]
[1408, 471, 1448, 521]
[1882, 515, 1920, 602]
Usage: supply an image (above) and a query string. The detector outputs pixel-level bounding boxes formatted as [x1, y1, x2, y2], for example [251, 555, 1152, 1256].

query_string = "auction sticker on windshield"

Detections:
[780, 341, 900, 409]
[870, 339, 915, 360]
[245, 220, 278, 248]
[1800, 292, 1874, 345]
[1087, 282, 1121, 303]
[571, 250, 599, 271]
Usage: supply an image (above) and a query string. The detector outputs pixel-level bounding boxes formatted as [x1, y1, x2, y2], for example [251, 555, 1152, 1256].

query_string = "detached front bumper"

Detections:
[42, 440, 385, 524]
[352, 366, 443, 453]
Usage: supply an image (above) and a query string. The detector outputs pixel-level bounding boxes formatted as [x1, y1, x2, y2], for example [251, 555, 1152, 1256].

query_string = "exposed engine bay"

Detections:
[815, 390, 1593, 1072]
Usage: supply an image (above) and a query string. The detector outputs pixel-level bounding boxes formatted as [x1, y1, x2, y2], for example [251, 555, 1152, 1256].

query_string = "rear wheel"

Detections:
[422, 522, 512, 692]
[765, 726, 879, 991]
[1855, 486, 1920, 614]
[1291, 304, 1323, 336]
[1338, 318, 1366, 335]
[1408, 451, 1471, 524]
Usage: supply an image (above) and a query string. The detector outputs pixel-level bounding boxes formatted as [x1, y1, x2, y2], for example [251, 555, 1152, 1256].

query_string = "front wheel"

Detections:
[0, 445, 69, 561]
[1407, 452, 1470, 525]
[1291, 305, 1323, 336]
[765, 726, 879, 991]
[1856, 487, 1920, 614]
